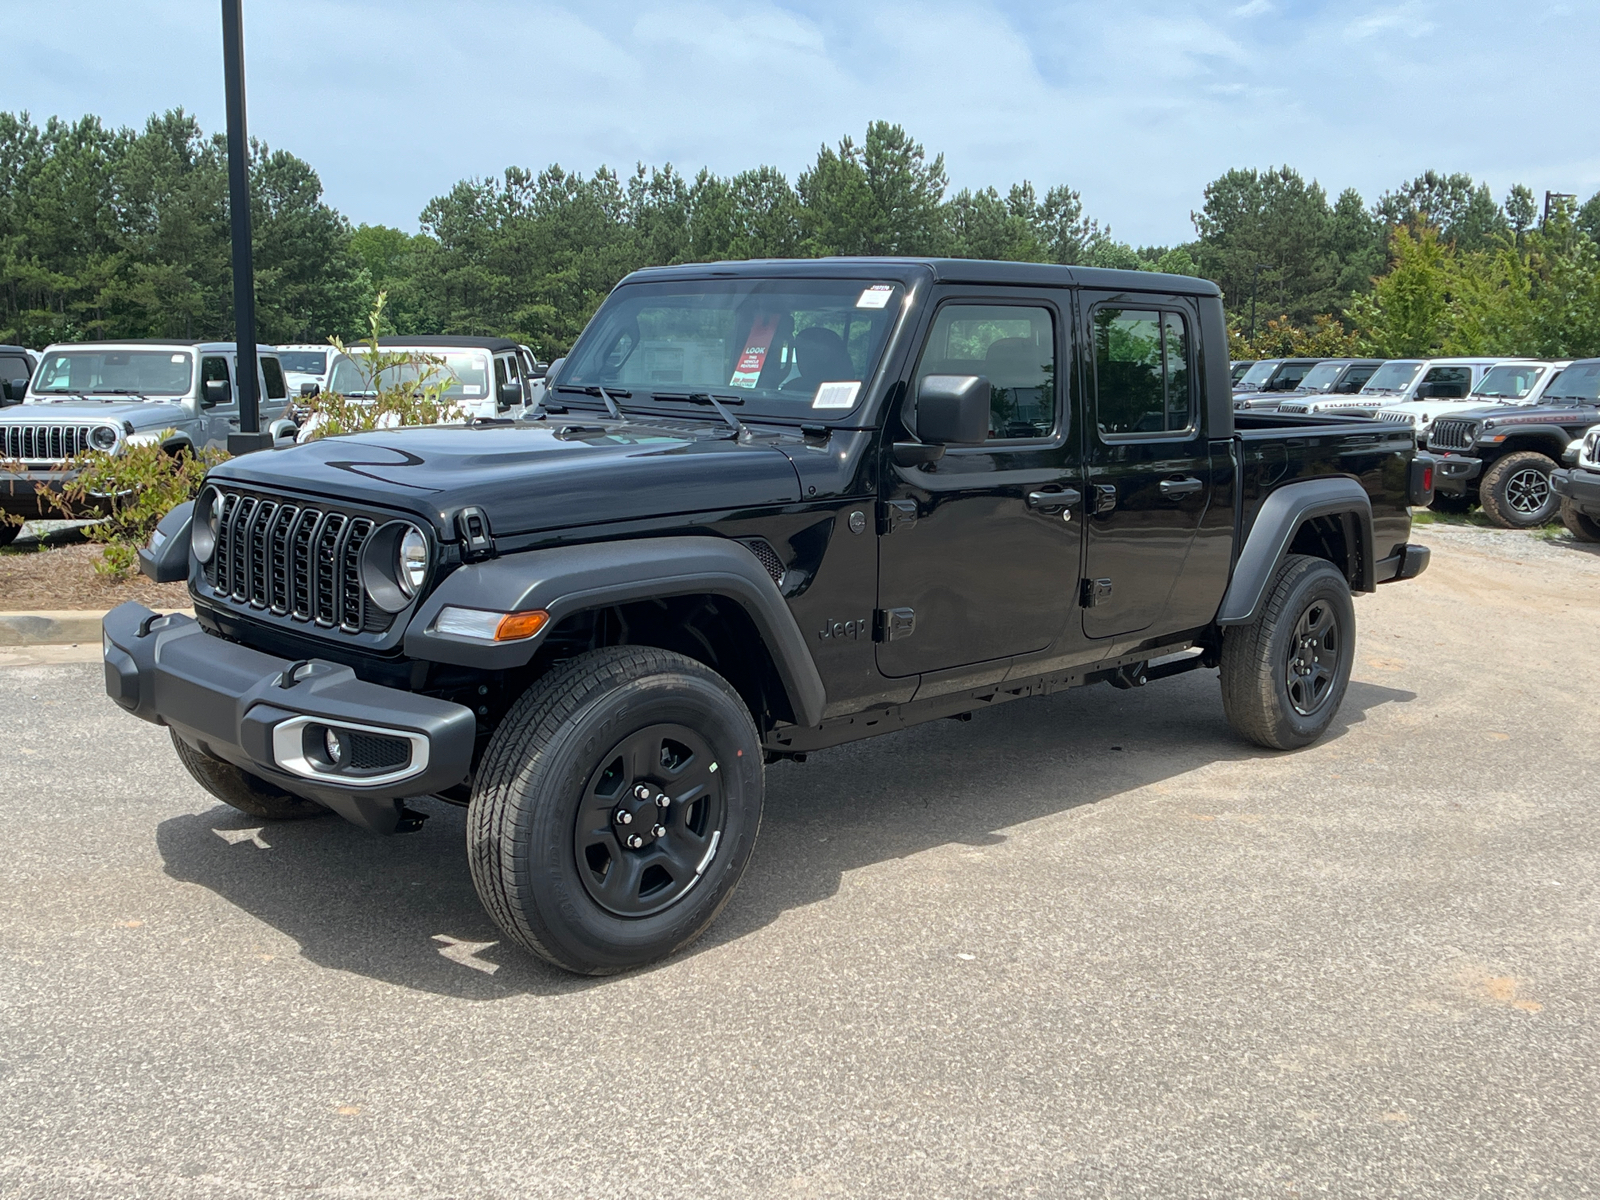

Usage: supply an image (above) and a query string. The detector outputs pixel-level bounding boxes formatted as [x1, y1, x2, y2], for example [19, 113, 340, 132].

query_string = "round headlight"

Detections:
[397, 527, 428, 596]
[191, 488, 222, 563]
[89, 425, 118, 451]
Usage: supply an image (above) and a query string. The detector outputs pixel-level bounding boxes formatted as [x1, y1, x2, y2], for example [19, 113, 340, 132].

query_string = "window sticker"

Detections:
[728, 314, 781, 388]
[812, 381, 860, 410]
[171, 354, 186, 362]
[464, 385, 484, 396]
[856, 285, 894, 309]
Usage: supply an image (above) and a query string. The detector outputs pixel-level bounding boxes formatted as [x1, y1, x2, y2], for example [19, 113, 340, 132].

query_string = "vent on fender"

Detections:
[737, 538, 786, 587]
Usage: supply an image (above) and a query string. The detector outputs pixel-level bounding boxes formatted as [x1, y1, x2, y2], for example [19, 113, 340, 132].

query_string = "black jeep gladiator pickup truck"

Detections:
[104, 259, 1434, 974]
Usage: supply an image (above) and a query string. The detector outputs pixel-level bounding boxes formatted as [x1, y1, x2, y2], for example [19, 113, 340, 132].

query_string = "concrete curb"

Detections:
[0, 609, 194, 647]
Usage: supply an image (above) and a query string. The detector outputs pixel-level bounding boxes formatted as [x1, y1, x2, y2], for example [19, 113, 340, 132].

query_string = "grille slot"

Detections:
[1, 424, 96, 462]
[1430, 419, 1473, 451]
[347, 732, 410, 772]
[206, 489, 394, 637]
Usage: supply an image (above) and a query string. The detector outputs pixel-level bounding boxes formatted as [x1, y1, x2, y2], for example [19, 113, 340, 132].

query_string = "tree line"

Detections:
[4, 108, 1600, 360]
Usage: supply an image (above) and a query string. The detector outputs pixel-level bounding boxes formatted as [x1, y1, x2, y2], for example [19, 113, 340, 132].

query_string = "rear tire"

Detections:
[1220, 554, 1356, 751]
[1428, 492, 1472, 514]
[171, 729, 327, 820]
[468, 646, 764, 975]
[1479, 451, 1559, 528]
[1560, 498, 1600, 543]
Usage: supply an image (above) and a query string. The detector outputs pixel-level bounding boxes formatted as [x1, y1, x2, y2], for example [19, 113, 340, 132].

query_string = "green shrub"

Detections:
[39, 435, 226, 577]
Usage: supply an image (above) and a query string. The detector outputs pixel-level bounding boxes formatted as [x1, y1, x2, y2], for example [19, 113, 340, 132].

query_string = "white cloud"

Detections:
[2, 0, 1598, 246]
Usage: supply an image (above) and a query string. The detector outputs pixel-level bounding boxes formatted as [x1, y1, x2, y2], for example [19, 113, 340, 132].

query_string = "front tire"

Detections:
[171, 729, 327, 820]
[468, 646, 764, 975]
[1220, 555, 1356, 750]
[1560, 498, 1600, 543]
[1479, 450, 1559, 528]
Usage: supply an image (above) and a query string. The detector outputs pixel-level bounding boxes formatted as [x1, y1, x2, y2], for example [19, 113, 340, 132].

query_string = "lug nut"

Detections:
[655, 792, 671, 808]
[634, 785, 651, 800]
[626, 835, 644, 849]
[651, 824, 666, 838]
[615, 810, 632, 825]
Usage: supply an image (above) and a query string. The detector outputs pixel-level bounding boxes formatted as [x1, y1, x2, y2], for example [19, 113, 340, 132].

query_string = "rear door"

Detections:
[1079, 292, 1216, 639]
[200, 354, 237, 449]
[875, 288, 1084, 678]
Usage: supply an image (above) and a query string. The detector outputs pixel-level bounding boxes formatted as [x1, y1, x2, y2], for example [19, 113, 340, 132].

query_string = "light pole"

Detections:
[221, 0, 272, 454]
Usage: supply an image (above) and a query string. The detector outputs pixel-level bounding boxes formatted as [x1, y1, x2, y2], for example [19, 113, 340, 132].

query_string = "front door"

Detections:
[200, 354, 237, 450]
[1079, 293, 1215, 639]
[876, 291, 1083, 678]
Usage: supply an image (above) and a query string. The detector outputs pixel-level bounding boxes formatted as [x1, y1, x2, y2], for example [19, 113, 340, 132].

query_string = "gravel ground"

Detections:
[0, 522, 1596, 1199]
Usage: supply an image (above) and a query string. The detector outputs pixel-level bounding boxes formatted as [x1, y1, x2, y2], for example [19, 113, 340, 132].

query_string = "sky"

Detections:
[6, 0, 1600, 247]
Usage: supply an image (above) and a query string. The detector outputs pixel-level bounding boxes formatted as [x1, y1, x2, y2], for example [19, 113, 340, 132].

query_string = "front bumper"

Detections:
[1552, 467, 1600, 516]
[0, 469, 78, 518]
[1431, 454, 1482, 496]
[102, 601, 476, 833]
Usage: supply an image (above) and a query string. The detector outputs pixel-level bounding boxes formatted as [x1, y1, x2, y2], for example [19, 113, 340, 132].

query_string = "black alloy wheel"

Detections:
[574, 724, 727, 918]
[468, 645, 764, 975]
[1283, 598, 1339, 717]
[1220, 554, 1356, 750]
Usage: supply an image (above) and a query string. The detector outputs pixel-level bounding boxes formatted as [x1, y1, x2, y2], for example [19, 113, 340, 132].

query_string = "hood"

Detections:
[210, 417, 805, 539]
[1373, 397, 1486, 424]
[1, 398, 192, 428]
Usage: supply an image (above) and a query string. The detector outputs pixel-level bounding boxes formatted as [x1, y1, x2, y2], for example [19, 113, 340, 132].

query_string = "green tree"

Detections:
[1348, 225, 1455, 356]
[797, 122, 949, 256]
[1374, 170, 1508, 251]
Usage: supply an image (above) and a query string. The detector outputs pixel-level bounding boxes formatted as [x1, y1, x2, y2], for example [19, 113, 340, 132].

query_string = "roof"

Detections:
[374, 335, 520, 353]
[622, 256, 1224, 299]
[39, 339, 277, 353]
[0, 345, 30, 354]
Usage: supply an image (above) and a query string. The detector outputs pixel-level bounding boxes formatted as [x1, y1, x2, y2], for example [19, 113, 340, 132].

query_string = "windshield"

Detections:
[1472, 363, 1544, 400]
[1361, 360, 1422, 393]
[328, 349, 491, 401]
[32, 349, 193, 397]
[1544, 361, 1600, 402]
[1236, 360, 1279, 388]
[277, 350, 329, 375]
[1296, 363, 1345, 392]
[558, 278, 905, 417]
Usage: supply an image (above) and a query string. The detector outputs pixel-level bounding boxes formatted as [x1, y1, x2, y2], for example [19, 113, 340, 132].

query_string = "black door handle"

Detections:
[1026, 487, 1082, 510]
[1159, 476, 1203, 498]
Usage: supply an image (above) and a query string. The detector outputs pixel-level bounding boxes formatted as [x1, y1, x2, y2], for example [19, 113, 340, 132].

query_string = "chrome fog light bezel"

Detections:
[270, 715, 429, 788]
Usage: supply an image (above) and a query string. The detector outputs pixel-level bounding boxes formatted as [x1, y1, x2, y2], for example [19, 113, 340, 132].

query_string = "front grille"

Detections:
[1430, 418, 1474, 451]
[206, 489, 390, 636]
[1, 424, 97, 462]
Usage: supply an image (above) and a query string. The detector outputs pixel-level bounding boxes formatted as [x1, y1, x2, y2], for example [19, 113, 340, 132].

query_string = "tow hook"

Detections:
[395, 805, 429, 834]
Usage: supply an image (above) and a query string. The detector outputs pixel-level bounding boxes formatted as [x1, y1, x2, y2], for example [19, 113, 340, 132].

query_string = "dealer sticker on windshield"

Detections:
[856, 285, 894, 309]
[812, 381, 860, 410]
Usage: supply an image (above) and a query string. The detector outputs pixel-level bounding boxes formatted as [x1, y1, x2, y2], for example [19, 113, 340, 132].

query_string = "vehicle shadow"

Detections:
[156, 671, 1414, 999]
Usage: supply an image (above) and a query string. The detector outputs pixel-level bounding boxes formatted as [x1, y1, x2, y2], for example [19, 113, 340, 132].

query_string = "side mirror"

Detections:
[299, 382, 320, 398]
[3, 378, 26, 403]
[497, 380, 523, 408]
[916, 374, 991, 445]
[544, 357, 565, 384]
[202, 378, 232, 407]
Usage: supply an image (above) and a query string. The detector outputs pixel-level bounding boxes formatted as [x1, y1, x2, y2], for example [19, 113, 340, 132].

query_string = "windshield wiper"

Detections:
[554, 384, 630, 422]
[652, 391, 751, 442]
[90, 389, 152, 401]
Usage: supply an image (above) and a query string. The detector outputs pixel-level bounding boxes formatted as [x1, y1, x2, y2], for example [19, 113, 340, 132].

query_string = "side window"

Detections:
[1093, 306, 1193, 436]
[1423, 366, 1470, 397]
[494, 356, 509, 388]
[913, 303, 1056, 440]
[201, 356, 231, 392]
[1338, 365, 1376, 393]
[261, 357, 287, 400]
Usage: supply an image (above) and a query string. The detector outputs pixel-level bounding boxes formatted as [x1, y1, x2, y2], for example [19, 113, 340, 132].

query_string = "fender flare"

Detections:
[1216, 477, 1373, 626]
[405, 535, 827, 728]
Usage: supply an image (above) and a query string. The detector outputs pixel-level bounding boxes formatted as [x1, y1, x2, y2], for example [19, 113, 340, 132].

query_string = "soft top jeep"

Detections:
[105, 258, 1433, 975]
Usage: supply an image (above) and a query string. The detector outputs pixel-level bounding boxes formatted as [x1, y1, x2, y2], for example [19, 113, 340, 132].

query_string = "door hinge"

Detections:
[877, 499, 918, 534]
[874, 607, 916, 642]
[1080, 578, 1113, 607]
[1093, 484, 1118, 515]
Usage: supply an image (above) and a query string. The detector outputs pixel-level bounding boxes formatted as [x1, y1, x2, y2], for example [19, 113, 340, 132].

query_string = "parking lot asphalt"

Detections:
[2, 524, 1598, 1199]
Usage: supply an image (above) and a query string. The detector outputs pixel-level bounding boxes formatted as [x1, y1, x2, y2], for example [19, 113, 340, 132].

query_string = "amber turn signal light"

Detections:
[494, 610, 549, 641]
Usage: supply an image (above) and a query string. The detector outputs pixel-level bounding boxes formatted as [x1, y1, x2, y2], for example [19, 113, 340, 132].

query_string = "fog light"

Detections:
[325, 727, 345, 765]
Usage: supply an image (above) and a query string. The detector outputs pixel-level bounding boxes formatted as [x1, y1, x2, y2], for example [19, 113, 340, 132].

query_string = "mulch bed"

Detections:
[0, 540, 191, 610]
